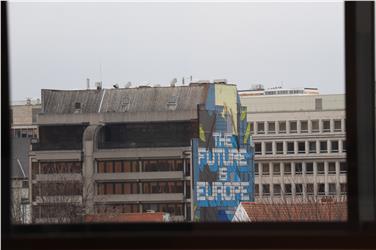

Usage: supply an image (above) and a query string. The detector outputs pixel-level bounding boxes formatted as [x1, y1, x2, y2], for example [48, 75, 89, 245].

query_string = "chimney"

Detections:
[86, 78, 90, 89]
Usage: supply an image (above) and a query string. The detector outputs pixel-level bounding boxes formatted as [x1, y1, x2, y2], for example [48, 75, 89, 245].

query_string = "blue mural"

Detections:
[192, 84, 254, 222]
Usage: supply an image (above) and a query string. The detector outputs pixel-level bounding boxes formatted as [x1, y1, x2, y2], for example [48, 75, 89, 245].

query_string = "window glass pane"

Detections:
[306, 162, 314, 174]
[262, 164, 270, 176]
[273, 163, 280, 176]
[265, 142, 273, 154]
[300, 120, 308, 133]
[267, 122, 275, 134]
[276, 142, 283, 154]
[323, 120, 331, 132]
[278, 121, 286, 133]
[257, 122, 265, 134]
[317, 162, 325, 175]
[311, 120, 319, 132]
[328, 162, 336, 174]
[284, 163, 292, 175]
[289, 121, 297, 133]
[294, 163, 302, 175]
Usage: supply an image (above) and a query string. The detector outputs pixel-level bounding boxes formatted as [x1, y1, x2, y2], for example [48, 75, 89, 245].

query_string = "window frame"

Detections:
[2, 2, 376, 249]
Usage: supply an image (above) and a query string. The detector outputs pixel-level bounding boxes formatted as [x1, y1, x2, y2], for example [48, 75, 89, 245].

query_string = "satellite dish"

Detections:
[125, 82, 132, 88]
[113, 84, 119, 89]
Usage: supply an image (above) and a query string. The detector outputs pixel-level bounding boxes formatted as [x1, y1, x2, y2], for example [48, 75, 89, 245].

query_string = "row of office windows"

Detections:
[254, 140, 346, 155]
[249, 119, 345, 135]
[32, 181, 82, 201]
[11, 128, 38, 138]
[31, 161, 82, 178]
[94, 203, 189, 216]
[96, 159, 190, 175]
[255, 161, 347, 176]
[96, 181, 191, 197]
[255, 183, 347, 197]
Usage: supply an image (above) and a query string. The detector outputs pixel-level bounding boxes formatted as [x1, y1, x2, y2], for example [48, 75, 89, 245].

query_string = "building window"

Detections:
[340, 162, 347, 174]
[298, 141, 305, 154]
[306, 183, 314, 195]
[328, 162, 336, 175]
[267, 122, 275, 134]
[255, 142, 262, 155]
[114, 161, 122, 173]
[278, 121, 286, 134]
[97, 161, 105, 173]
[262, 163, 270, 176]
[257, 122, 265, 134]
[273, 163, 280, 176]
[315, 98, 323, 111]
[342, 140, 347, 152]
[265, 142, 273, 155]
[249, 122, 254, 134]
[287, 142, 294, 154]
[262, 184, 270, 196]
[305, 162, 314, 175]
[295, 184, 303, 195]
[273, 184, 281, 196]
[308, 141, 316, 153]
[311, 120, 319, 133]
[276, 142, 283, 154]
[328, 183, 337, 195]
[284, 163, 291, 175]
[300, 120, 308, 133]
[320, 141, 328, 153]
[317, 162, 325, 175]
[340, 183, 347, 194]
[318, 183, 325, 195]
[105, 161, 114, 173]
[294, 163, 302, 175]
[323, 120, 331, 132]
[289, 121, 297, 133]
[284, 184, 292, 195]
[331, 141, 339, 153]
[334, 119, 342, 132]
[254, 163, 259, 176]
[255, 184, 259, 196]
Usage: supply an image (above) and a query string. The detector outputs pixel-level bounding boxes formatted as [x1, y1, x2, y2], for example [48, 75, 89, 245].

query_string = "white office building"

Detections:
[240, 88, 346, 203]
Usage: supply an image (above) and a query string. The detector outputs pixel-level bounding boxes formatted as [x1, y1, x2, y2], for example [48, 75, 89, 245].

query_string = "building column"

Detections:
[82, 125, 102, 216]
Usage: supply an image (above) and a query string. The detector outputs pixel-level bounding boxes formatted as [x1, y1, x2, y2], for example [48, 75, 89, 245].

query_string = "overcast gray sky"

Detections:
[9, 2, 344, 101]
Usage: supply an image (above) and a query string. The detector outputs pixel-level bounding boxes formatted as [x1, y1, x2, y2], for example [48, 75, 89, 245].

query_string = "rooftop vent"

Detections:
[74, 102, 81, 113]
[213, 79, 227, 84]
[95, 81, 102, 90]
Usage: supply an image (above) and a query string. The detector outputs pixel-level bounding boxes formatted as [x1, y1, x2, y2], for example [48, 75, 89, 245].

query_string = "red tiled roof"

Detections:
[84, 212, 167, 223]
[240, 201, 347, 222]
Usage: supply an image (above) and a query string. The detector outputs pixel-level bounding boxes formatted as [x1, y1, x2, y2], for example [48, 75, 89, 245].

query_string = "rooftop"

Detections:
[235, 201, 347, 222]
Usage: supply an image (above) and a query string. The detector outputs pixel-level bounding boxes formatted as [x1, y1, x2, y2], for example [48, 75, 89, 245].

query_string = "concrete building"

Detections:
[10, 99, 41, 224]
[11, 137, 32, 224]
[11, 98, 41, 139]
[29, 82, 254, 223]
[239, 88, 346, 203]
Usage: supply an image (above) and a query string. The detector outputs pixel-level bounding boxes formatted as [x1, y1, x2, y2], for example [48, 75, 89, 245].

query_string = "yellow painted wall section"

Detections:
[214, 84, 238, 135]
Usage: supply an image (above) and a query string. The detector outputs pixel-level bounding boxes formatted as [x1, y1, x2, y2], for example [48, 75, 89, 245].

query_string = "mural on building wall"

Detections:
[193, 84, 254, 222]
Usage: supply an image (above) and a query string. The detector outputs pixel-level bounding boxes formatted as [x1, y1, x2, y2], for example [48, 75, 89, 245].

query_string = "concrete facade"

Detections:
[29, 83, 253, 223]
[240, 92, 346, 203]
